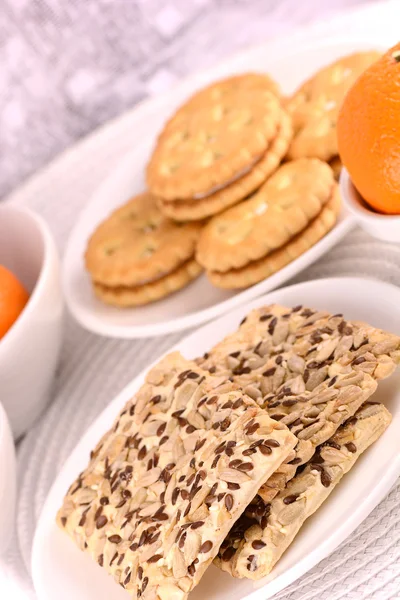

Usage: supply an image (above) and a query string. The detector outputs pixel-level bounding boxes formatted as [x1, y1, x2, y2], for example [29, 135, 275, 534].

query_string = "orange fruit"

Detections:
[337, 44, 400, 214]
[0, 265, 29, 340]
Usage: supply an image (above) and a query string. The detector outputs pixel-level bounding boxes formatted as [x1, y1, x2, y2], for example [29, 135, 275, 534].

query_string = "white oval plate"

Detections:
[63, 34, 386, 339]
[32, 276, 400, 600]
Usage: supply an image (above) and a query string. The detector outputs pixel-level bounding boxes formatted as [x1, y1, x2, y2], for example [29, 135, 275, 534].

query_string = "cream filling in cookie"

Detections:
[191, 155, 263, 200]
[93, 257, 199, 292]
[196, 158, 335, 273]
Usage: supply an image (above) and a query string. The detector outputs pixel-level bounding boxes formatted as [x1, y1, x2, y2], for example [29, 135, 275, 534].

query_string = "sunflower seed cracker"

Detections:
[216, 402, 391, 578]
[57, 352, 296, 600]
[198, 303, 400, 506]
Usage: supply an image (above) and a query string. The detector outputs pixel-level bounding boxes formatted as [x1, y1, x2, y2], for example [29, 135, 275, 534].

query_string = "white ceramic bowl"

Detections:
[340, 168, 400, 242]
[0, 401, 16, 555]
[0, 204, 64, 439]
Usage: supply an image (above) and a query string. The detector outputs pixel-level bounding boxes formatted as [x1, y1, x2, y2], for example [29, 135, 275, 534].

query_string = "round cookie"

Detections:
[85, 192, 202, 287]
[207, 185, 341, 289]
[196, 158, 334, 272]
[286, 51, 381, 161]
[147, 73, 282, 200]
[93, 259, 202, 307]
[157, 109, 293, 221]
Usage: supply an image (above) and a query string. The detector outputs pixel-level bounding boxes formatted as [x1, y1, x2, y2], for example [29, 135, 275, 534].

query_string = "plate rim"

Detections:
[32, 275, 400, 600]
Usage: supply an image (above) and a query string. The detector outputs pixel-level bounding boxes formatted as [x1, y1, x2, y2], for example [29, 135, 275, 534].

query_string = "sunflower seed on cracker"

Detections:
[196, 303, 400, 576]
[216, 402, 391, 578]
[57, 352, 296, 600]
[198, 303, 400, 505]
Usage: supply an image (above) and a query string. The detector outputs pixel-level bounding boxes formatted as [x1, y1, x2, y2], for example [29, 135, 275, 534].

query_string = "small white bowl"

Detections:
[0, 204, 64, 439]
[340, 168, 400, 242]
[0, 401, 16, 556]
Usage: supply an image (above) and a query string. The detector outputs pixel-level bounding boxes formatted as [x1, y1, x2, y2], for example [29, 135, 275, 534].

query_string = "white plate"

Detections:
[32, 276, 400, 600]
[63, 34, 387, 339]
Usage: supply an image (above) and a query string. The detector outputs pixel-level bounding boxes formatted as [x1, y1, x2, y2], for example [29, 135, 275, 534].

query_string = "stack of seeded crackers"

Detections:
[84, 52, 380, 306]
[57, 303, 400, 598]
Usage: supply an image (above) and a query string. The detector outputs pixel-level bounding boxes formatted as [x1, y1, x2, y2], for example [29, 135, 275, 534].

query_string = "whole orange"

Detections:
[0, 265, 29, 339]
[337, 44, 400, 214]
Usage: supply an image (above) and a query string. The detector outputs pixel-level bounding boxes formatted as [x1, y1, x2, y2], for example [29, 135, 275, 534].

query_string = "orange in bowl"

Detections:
[337, 43, 400, 215]
[0, 265, 29, 340]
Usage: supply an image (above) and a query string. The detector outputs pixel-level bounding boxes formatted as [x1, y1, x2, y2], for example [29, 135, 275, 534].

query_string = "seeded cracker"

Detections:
[216, 402, 391, 578]
[57, 352, 296, 600]
[198, 303, 400, 505]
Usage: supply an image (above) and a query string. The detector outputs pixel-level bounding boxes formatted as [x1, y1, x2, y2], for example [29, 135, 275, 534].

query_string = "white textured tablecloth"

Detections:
[2, 2, 400, 599]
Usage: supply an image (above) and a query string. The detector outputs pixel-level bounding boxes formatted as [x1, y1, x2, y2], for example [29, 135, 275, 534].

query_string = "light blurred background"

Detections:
[0, 0, 375, 201]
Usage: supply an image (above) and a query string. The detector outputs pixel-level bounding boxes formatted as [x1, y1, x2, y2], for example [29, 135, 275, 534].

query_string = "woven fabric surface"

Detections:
[2, 2, 400, 599]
